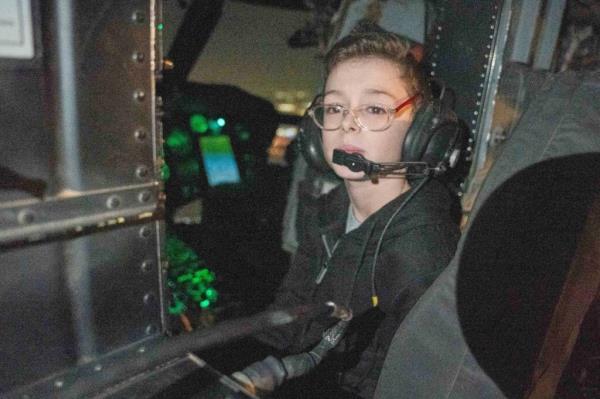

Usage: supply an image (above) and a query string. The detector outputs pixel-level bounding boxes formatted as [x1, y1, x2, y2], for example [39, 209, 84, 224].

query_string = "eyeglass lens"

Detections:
[312, 104, 391, 131]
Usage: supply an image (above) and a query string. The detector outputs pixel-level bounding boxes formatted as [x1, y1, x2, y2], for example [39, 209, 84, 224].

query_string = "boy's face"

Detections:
[321, 57, 415, 181]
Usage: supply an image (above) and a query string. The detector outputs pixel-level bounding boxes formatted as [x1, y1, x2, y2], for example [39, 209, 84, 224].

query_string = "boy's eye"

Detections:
[365, 105, 387, 115]
[324, 104, 343, 114]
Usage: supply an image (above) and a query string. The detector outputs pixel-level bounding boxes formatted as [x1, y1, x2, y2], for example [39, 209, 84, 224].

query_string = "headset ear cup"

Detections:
[402, 102, 436, 163]
[402, 99, 467, 178]
[296, 113, 332, 173]
[422, 122, 461, 170]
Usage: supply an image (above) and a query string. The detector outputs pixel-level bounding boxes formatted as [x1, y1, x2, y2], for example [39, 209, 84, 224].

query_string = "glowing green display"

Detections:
[166, 237, 218, 315]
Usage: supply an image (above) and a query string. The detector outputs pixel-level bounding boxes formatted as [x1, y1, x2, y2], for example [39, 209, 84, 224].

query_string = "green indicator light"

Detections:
[157, 23, 164, 31]
[205, 288, 217, 301]
[190, 114, 209, 134]
[165, 129, 192, 156]
[216, 117, 226, 127]
[165, 130, 186, 147]
[207, 119, 223, 135]
[168, 300, 186, 315]
[200, 299, 211, 309]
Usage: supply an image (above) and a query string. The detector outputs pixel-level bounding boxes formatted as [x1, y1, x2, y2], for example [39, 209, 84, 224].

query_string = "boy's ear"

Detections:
[409, 44, 425, 63]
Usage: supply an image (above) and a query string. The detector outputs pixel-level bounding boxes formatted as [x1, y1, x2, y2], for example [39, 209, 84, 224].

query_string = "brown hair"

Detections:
[324, 21, 428, 101]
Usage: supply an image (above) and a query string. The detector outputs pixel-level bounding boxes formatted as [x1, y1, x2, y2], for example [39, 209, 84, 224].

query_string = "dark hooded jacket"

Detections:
[258, 177, 460, 398]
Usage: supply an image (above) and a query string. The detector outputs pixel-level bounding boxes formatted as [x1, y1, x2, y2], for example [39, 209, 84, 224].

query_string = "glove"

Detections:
[232, 355, 287, 395]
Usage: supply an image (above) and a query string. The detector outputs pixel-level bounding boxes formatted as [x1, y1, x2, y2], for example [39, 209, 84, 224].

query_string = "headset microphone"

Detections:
[332, 149, 435, 177]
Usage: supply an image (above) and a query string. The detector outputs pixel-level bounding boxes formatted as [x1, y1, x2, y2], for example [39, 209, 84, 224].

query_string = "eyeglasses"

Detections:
[308, 93, 420, 132]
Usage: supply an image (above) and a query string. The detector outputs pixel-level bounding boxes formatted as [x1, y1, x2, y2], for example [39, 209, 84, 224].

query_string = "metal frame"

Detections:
[427, 0, 505, 193]
[0, 0, 167, 396]
[472, 0, 514, 175]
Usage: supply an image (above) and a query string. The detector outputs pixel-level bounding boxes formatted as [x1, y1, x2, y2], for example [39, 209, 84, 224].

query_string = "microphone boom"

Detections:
[332, 149, 431, 177]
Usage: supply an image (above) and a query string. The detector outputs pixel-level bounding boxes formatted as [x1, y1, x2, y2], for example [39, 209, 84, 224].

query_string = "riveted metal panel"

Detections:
[0, 0, 161, 239]
[0, 0, 166, 396]
[429, 0, 503, 128]
[88, 222, 164, 353]
[0, 221, 164, 394]
[73, 0, 157, 190]
[428, 0, 505, 188]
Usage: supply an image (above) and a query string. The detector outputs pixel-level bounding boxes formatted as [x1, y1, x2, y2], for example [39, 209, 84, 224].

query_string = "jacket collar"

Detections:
[316, 179, 451, 244]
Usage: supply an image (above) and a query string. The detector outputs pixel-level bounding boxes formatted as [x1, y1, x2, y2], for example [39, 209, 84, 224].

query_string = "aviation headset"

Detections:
[296, 87, 466, 179]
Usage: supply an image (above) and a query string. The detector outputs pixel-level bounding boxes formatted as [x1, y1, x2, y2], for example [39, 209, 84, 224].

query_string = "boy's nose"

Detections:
[340, 110, 361, 133]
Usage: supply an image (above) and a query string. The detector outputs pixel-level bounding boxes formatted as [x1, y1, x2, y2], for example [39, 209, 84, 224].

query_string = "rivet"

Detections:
[132, 11, 145, 23]
[138, 346, 146, 354]
[139, 226, 151, 239]
[143, 293, 155, 305]
[133, 89, 146, 102]
[138, 190, 152, 203]
[54, 380, 64, 388]
[134, 128, 147, 141]
[437, 25, 442, 31]
[430, 71, 435, 76]
[141, 260, 154, 273]
[136, 165, 149, 179]
[431, 62, 437, 67]
[435, 34, 440, 40]
[94, 364, 103, 372]
[471, 120, 476, 124]
[477, 92, 482, 97]
[17, 209, 35, 225]
[489, 35, 494, 39]
[132, 51, 145, 63]
[474, 111, 479, 115]
[106, 195, 121, 209]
